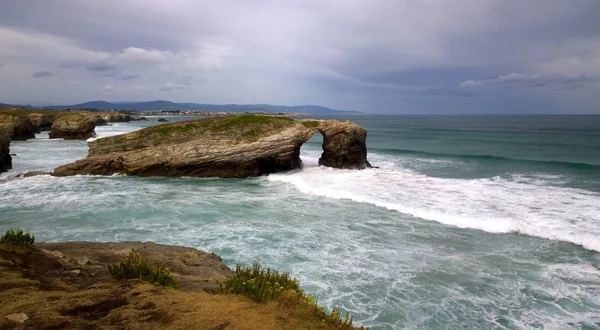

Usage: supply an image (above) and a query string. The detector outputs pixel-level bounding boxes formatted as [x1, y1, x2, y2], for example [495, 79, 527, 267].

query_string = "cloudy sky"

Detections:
[1, 0, 599, 114]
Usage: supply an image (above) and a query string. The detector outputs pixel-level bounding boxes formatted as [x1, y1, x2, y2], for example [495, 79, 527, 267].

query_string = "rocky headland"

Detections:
[49, 113, 97, 140]
[52, 115, 371, 177]
[0, 240, 360, 330]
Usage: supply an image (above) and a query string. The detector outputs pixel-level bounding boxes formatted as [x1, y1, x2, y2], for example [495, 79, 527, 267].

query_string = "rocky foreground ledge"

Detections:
[0, 241, 365, 329]
[53, 115, 371, 178]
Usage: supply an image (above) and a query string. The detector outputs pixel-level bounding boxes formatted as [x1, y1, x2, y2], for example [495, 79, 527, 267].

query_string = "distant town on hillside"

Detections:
[0, 100, 361, 116]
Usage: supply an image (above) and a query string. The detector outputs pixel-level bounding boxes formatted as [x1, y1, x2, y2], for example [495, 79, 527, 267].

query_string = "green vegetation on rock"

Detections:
[0, 229, 35, 248]
[108, 252, 177, 288]
[301, 120, 320, 128]
[221, 264, 367, 330]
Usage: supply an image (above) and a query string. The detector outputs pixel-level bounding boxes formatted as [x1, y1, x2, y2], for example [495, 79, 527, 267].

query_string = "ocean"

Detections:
[1, 115, 599, 329]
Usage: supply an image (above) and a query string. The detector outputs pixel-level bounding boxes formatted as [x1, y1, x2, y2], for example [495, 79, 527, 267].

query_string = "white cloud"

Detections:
[101, 84, 115, 91]
[159, 82, 186, 91]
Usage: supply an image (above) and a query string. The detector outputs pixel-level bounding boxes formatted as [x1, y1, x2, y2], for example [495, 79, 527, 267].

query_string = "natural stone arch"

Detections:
[52, 115, 371, 178]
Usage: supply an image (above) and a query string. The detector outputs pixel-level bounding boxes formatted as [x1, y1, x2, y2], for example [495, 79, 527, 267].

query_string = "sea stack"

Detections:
[49, 113, 96, 140]
[52, 115, 371, 177]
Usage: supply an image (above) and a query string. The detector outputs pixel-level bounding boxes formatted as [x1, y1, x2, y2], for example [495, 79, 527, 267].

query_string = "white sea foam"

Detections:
[269, 152, 600, 251]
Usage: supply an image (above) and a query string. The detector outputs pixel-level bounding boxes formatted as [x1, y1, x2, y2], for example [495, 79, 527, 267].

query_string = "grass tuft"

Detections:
[108, 253, 177, 288]
[0, 229, 35, 248]
[301, 120, 320, 128]
[221, 264, 368, 330]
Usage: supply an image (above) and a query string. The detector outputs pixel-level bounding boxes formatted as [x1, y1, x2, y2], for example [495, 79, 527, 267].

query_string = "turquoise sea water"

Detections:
[1, 115, 599, 329]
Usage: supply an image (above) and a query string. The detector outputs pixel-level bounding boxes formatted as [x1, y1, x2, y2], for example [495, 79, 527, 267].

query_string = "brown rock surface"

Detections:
[317, 120, 371, 169]
[27, 112, 58, 132]
[0, 128, 11, 173]
[0, 242, 345, 330]
[52, 115, 371, 177]
[86, 114, 108, 126]
[49, 113, 96, 139]
[0, 112, 36, 141]
[98, 112, 131, 122]
[37, 241, 233, 291]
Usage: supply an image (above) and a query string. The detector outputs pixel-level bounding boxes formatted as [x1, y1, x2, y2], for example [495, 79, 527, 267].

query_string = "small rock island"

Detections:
[53, 114, 371, 177]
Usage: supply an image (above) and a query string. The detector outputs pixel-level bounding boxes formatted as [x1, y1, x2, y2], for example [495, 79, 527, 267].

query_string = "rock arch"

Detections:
[52, 116, 371, 178]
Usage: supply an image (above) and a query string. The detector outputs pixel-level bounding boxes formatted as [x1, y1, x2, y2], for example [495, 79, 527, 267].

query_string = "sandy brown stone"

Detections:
[27, 112, 58, 132]
[52, 115, 371, 177]
[0, 112, 35, 141]
[37, 241, 233, 291]
[5, 313, 28, 323]
[49, 113, 96, 140]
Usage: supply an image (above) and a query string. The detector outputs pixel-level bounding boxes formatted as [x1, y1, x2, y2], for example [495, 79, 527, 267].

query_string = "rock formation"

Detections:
[317, 120, 371, 169]
[37, 241, 232, 291]
[98, 112, 131, 123]
[52, 115, 371, 177]
[0, 112, 36, 140]
[157, 118, 168, 122]
[86, 114, 108, 126]
[0, 128, 11, 173]
[49, 113, 96, 140]
[27, 113, 57, 132]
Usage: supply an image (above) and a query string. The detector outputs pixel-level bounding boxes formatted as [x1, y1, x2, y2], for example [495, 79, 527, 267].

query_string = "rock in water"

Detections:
[86, 114, 108, 126]
[49, 113, 96, 140]
[0, 112, 36, 140]
[157, 118, 168, 122]
[318, 120, 371, 169]
[52, 115, 371, 177]
[27, 113, 58, 132]
[0, 128, 11, 173]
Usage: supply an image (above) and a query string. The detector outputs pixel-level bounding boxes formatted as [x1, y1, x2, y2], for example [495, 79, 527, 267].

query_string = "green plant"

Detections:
[108, 253, 177, 288]
[301, 120, 320, 128]
[221, 264, 367, 330]
[0, 229, 35, 248]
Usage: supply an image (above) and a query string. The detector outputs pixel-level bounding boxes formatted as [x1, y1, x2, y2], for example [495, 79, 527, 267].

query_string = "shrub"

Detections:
[108, 253, 177, 288]
[0, 229, 35, 248]
[221, 264, 367, 330]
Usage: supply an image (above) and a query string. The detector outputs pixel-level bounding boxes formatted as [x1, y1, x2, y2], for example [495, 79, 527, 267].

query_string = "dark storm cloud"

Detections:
[0, 0, 599, 113]
[31, 70, 53, 78]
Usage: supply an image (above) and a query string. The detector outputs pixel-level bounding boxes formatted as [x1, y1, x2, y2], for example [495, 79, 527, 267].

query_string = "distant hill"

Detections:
[0, 102, 33, 108]
[38, 100, 360, 115]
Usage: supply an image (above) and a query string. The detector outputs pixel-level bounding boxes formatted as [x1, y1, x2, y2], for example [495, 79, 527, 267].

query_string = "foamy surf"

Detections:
[269, 152, 600, 252]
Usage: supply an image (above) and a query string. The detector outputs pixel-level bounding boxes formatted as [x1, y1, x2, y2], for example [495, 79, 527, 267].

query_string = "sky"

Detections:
[0, 0, 599, 114]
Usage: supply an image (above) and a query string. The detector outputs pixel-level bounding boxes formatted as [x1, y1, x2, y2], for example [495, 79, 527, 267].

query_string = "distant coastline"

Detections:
[0, 100, 361, 116]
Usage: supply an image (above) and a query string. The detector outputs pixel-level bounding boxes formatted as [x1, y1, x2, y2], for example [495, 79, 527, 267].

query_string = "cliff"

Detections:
[27, 112, 60, 132]
[52, 115, 371, 177]
[0, 128, 11, 173]
[49, 113, 97, 140]
[0, 241, 359, 330]
[0, 112, 36, 141]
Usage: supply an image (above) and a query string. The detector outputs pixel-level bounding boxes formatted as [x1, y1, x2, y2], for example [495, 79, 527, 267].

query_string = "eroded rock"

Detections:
[27, 113, 58, 132]
[0, 129, 11, 173]
[49, 113, 96, 140]
[0, 112, 35, 140]
[5, 313, 28, 324]
[37, 241, 233, 291]
[318, 120, 371, 169]
[52, 115, 371, 177]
